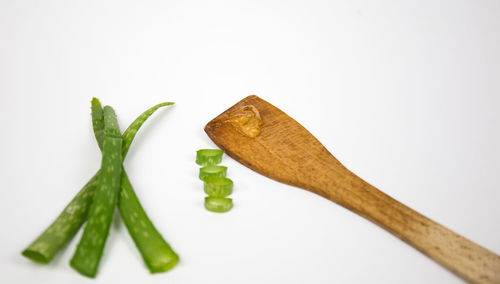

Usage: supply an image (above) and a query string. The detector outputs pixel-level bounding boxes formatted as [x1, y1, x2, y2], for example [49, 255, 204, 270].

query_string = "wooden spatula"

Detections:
[204, 95, 500, 284]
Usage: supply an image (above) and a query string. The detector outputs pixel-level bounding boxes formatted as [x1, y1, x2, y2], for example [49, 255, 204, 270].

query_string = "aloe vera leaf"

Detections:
[118, 171, 179, 273]
[70, 106, 123, 277]
[121, 102, 174, 157]
[21, 100, 173, 264]
[21, 174, 99, 263]
[91, 97, 105, 151]
[96, 101, 179, 272]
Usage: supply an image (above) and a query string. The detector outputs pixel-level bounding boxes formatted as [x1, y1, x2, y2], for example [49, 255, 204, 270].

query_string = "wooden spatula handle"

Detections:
[318, 170, 500, 284]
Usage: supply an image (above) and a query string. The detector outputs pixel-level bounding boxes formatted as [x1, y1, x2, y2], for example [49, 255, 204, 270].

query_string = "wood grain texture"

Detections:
[205, 95, 500, 284]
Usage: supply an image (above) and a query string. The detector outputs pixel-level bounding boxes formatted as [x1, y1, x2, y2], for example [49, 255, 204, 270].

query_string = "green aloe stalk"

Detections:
[21, 174, 99, 263]
[118, 171, 179, 273]
[93, 99, 179, 273]
[91, 97, 105, 151]
[21, 100, 174, 264]
[70, 106, 123, 277]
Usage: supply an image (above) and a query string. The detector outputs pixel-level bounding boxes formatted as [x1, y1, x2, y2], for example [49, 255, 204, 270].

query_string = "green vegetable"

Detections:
[121, 102, 174, 158]
[199, 165, 227, 180]
[204, 197, 233, 213]
[70, 106, 123, 277]
[93, 100, 178, 273]
[203, 176, 233, 197]
[195, 149, 233, 212]
[119, 171, 179, 272]
[21, 174, 99, 263]
[196, 149, 224, 166]
[21, 100, 173, 264]
[91, 97, 105, 151]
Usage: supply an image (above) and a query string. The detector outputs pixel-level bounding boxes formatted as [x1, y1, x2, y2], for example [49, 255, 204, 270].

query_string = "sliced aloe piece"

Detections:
[196, 149, 224, 166]
[204, 196, 233, 213]
[199, 165, 227, 180]
[203, 176, 233, 197]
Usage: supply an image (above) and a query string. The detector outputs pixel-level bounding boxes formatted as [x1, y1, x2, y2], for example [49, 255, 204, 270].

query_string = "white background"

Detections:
[1, 0, 499, 283]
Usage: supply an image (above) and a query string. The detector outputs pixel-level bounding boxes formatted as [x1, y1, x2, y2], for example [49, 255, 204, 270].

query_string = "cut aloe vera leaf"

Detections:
[70, 106, 123, 278]
[199, 165, 227, 180]
[196, 149, 224, 166]
[204, 196, 233, 213]
[21, 100, 174, 264]
[203, 176, 233, 197]
[119, 171, 179, 273]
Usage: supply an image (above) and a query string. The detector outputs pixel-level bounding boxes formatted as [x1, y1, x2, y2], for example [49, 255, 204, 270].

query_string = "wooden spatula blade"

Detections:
[205, 95, 344, 198]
